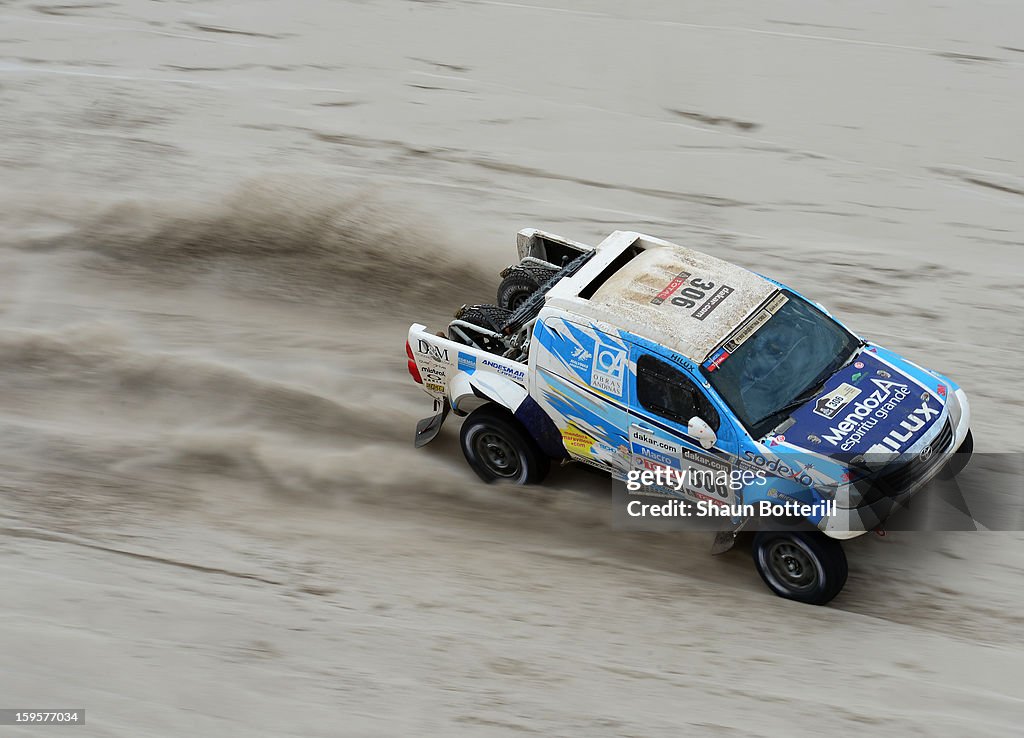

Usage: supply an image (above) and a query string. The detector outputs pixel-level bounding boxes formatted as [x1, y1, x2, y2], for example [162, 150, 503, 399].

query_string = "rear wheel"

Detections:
[460, 405, 550, 484]
[752, 530, 848, 605]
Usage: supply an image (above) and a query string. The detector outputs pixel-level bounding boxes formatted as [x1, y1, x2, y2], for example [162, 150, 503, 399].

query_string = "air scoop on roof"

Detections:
[577, 237, 645, 299]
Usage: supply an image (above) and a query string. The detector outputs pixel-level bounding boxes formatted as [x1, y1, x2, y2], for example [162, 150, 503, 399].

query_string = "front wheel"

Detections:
[752, 530, 848, 605]
[460, 405, 550, 484]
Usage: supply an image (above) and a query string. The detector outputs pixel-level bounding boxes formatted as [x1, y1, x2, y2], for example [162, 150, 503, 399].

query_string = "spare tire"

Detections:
[450, 304, 512, 353]
[456, 304, 511, 331]
[496, 266, 557, 311]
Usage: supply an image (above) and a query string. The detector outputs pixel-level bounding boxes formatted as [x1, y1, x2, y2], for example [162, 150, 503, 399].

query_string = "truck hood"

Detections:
[778, 347, 948, 465]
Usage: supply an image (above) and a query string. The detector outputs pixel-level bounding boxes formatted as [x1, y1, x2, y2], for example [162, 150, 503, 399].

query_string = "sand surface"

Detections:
[1, 1, 1022, 735]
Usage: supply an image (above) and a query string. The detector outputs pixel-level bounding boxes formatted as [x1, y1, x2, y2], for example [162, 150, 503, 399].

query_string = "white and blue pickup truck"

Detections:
[405, 229, 973, 604]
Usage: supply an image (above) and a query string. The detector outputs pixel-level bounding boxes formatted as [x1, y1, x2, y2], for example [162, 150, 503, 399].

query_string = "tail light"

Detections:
[406, 341, 422, 384]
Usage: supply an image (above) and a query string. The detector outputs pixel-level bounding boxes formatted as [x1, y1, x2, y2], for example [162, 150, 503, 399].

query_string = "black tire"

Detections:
[752, 530, 848, 605]
[497, 266, 556, 311]
[939, 429, 973, 479]
[455, 303, 512, 331]
[460, 405, 550, 484]
[451, 304, 512, 352]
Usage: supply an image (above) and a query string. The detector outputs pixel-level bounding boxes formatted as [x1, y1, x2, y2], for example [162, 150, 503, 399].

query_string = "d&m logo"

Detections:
[417, 339, 449, 363]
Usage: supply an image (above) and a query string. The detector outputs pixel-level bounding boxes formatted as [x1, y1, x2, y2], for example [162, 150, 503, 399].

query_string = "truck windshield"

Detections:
[700, 291, 860, 440]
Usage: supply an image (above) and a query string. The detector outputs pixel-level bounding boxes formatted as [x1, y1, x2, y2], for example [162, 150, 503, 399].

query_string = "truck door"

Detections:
[530, 317, 633, 477]
[626, 349, 739, 507]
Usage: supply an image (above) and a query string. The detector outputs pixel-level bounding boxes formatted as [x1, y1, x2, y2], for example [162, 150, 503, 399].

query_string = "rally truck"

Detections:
[405, 229, 973, 605]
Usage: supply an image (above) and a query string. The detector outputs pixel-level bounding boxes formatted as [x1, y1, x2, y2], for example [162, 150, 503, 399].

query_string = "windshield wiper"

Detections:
[754, 340, 865, 429]
[751, 382, 827, 429]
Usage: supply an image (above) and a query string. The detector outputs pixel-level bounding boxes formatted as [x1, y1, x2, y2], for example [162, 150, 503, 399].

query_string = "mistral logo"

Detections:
[822, 377, 923, 451]
[591, 339, 627, 396]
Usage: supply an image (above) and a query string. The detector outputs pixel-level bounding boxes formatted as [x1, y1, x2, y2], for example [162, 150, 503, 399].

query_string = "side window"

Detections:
[636, 355, 720, 432]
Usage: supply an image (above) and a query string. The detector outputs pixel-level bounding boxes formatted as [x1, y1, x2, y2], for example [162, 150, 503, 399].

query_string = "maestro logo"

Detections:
[458, 352, 476, 373]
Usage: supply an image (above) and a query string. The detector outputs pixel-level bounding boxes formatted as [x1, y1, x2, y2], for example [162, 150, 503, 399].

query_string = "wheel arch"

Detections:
[449, 370, 528, 417]
[449, 372, 566, 459]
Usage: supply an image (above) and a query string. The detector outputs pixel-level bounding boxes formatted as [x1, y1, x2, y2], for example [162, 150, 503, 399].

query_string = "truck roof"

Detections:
[544, 232, 776, 362]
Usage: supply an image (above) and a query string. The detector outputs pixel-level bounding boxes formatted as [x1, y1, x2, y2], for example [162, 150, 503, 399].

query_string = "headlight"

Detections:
[815, 481, 839, 499]
[945, 388, 963, 427]
[839, 478, 886, 509]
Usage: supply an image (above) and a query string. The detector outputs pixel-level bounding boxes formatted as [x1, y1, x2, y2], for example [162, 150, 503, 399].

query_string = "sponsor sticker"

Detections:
[562, 426, 597, 454]
[819, 377, 918, 452]
[568, 344, 593, 374]
[692, 285, 735, 321]
[425, 382, 446, 393]
[592, 339, 627, 395]
[630, 428, 682, 454]
[417, 338, 449, 363]
[651, 271, 691, 305]
[742, 450, 815, 487]
[764, 292, 789, 314]
[636, 445, 679, 469]
[420, 364, 445, 382]
[766, 487, 804, 504]
[813, 382, 862, 419]
[703, 346, 731, 372]
[482, 358, 526, 383]
[654, 273, 735, 319]
[723, 309, 772, 353]
[458, 352, 476, 373]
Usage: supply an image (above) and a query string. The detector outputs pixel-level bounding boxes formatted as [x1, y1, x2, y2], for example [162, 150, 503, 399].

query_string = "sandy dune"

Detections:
[1, 1, 1022, 735]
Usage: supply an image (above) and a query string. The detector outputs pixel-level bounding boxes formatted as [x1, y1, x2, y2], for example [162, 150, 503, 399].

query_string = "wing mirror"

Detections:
[688, 417, 717, 450]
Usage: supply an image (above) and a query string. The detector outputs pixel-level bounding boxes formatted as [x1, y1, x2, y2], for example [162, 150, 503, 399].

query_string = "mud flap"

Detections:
[415, 398, 451, 447]
[710, 530, 737, 555]
[711, 517, 749, 555]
